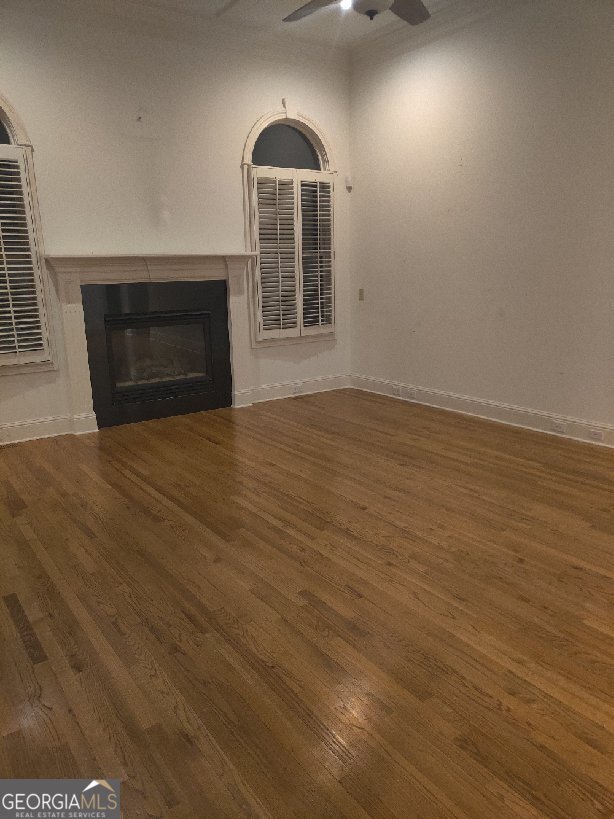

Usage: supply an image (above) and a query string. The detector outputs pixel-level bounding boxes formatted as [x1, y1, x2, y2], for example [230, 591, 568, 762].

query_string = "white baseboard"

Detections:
[71, 412, 99, 435]
[234, 374, 352, 408]
[0, 412, 97, 445]
[351, 374, 614, 449]
[4, 376, 612, 450]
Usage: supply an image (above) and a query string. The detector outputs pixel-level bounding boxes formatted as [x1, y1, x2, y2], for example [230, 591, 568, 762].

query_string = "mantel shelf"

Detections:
[46, 253, 256, 284]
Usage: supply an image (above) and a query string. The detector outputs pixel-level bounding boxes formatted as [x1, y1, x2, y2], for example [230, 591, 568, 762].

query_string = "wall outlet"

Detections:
[358, 288, 365, 302]
[589, 429, 604, 442]
[404, 387, 418, 401]
[292, 382, 303, 395]
[391, 384, 401, 397]
[551, 420, 567, 434]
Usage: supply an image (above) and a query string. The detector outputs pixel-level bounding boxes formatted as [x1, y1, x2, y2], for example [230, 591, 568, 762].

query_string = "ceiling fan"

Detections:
[283, 0, 431, 25]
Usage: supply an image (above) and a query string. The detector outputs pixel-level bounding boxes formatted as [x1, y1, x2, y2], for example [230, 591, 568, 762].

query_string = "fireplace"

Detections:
[82, 280, 232, 428]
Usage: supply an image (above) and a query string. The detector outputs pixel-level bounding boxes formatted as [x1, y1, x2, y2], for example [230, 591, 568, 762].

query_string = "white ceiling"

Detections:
[120, 0, 456, 48]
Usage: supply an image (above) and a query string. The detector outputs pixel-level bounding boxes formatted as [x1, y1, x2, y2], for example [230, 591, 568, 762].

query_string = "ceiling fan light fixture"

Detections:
[353, 0, 393, 17]
[283, 0, 430, 26]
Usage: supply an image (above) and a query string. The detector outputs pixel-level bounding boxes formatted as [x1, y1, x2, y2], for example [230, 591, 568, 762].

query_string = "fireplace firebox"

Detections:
[82, 280, 232, 428]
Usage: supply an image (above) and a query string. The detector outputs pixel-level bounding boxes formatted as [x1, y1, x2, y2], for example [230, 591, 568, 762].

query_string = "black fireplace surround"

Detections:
[82, 280, 232, 428]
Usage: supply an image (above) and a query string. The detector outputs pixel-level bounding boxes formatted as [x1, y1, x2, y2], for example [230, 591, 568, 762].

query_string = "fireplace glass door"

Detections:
[107, 314, 212, 402]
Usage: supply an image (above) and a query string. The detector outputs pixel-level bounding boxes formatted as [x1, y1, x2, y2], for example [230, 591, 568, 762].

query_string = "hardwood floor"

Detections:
[1, 389, 613, 818]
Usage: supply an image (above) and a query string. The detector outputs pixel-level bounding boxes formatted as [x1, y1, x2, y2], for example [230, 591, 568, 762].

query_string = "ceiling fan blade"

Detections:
[283, 0, 338, 22]
[390, 0, 431, 25]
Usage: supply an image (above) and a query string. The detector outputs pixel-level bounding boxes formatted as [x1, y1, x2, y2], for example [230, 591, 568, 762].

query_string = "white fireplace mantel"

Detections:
[47, 253, 255, 289]
[47, 253, 256, 434]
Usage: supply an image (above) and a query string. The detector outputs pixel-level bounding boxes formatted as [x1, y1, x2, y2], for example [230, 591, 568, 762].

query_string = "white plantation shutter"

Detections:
[251, 166, 335, 342]
[299, 172, 334, 334]
[0, 145, 49, 365]
[253, 168, 300, 339]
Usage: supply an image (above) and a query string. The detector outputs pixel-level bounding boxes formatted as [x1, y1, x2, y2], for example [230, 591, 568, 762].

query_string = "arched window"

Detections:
[245, 116, 335, 342]
[0, 98, 51, 367]
[0, 118, 11, 145]
[253, 124, 320, 171]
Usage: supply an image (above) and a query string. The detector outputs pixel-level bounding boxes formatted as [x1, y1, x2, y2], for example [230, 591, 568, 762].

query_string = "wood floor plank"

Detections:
[0, 389, 613, 817]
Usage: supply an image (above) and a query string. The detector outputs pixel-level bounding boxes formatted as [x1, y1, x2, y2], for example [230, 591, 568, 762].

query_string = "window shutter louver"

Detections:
[299, 175, 334, 334]
[0, 145, 50, 365]
[253, 168, 300, 339]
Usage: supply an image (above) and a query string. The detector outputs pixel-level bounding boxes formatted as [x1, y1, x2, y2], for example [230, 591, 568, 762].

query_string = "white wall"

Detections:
[351, 0, 614, 427]
[0, 0, 352, 433]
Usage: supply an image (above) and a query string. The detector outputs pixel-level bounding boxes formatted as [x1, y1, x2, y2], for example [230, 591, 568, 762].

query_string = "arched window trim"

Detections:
[0, 92, 32, 147]
[242, 110, 337, 347]
[0, 92, 55, 374]
[242, 110, 335, 172]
